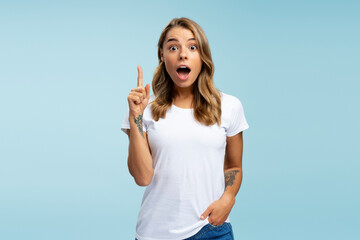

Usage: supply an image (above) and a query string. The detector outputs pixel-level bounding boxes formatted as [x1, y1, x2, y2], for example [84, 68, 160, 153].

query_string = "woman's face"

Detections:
[161, 26, 202, 91]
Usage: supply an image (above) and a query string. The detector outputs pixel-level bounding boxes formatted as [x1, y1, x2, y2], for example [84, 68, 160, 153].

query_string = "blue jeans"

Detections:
[135, 222, 234, 240]
[184, 222, 234, 240]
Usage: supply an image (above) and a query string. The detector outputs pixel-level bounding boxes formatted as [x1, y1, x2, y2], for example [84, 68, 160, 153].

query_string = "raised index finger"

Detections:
[137, 65, 143, 87]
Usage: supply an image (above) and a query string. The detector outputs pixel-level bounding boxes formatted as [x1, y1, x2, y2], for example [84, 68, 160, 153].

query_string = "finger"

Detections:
[200, 206, 213, 220]
[145, 84, 150, 100]
[131, 87, 146, 94]
[210, 221, 222, 227]
[129, 92, 145, 101]
[128, 95, 142, 104]
[137, 65, 143, 87]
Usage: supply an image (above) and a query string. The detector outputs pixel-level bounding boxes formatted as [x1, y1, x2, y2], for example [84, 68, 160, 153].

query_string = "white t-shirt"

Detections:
[121, 92, 249, 240]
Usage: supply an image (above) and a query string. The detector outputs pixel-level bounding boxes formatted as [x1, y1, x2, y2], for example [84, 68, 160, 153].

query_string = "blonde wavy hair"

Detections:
[151, 17, 221, 126]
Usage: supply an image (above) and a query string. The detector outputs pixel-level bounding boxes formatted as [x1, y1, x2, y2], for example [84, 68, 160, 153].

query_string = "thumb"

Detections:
[200, 206, 213, 220]
[145, 83, 151, 99]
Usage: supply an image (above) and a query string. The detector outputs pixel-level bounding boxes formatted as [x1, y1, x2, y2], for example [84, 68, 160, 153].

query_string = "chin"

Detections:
[174, 80, 196, 89]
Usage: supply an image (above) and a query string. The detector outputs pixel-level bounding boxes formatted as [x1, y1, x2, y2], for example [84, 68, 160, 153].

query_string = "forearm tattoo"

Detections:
[225, 170, 239, 189]
[134, 114, 144, 138]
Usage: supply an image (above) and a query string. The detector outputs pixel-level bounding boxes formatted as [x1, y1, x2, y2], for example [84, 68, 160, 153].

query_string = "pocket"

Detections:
[208, 222, 226, 229]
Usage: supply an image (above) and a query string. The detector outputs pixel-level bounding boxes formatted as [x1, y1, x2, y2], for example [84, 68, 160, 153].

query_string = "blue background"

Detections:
[1, 0, 359, 239]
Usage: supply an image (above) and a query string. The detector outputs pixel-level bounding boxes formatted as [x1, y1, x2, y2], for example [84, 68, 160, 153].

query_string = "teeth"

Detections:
[178, 66, 190, 70]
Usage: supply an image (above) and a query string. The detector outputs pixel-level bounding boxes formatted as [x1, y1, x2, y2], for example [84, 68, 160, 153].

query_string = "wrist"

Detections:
[221, 191, 236, 203]
[129, 112, 143, 120]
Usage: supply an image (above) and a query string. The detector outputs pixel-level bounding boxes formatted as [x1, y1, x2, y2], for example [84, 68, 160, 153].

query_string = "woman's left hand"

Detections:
[200, 193, 236, 226]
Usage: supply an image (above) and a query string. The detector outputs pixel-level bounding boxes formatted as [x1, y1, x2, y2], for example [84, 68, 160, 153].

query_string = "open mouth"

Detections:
[176, 66, 191, 80]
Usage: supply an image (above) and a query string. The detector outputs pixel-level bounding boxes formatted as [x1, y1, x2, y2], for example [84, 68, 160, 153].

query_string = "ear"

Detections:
[160, 50, 164, 62]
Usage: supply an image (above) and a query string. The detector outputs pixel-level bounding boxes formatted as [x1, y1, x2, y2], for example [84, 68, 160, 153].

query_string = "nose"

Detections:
[179, 47, 188, 60]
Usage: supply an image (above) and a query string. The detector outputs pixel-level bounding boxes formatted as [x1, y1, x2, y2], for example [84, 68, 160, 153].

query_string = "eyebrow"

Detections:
[166, 38, 196, 43]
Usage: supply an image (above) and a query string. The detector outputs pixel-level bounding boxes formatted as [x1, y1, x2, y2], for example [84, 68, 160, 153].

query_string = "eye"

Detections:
[169, 46, 178, 51]
[190, 45, 197, 50]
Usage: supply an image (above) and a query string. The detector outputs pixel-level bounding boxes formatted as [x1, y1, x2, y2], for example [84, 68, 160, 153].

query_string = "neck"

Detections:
[172, 85, 194, 108]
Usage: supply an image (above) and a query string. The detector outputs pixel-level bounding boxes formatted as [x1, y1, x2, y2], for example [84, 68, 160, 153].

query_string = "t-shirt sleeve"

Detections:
[121, 109, 147, 135]
[226, 97, 249, 137]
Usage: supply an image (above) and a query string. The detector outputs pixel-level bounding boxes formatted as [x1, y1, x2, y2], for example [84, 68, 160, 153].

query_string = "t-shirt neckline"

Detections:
[171, 104, 193, 111]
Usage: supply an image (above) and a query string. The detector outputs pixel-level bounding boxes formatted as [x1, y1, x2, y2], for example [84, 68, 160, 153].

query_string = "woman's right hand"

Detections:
[127, 65, 151, 118]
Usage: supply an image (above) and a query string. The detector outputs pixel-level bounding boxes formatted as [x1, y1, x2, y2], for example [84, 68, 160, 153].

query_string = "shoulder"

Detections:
[220, 91, 243, 109]
[149, 94, 156, 103]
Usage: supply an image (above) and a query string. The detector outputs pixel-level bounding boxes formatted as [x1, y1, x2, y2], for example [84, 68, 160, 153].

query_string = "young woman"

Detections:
[122, 17, 249, 240]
